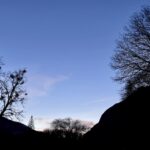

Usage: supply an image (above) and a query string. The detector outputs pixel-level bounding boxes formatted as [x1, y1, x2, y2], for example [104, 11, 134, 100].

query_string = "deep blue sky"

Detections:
[0, 0, 149, 130]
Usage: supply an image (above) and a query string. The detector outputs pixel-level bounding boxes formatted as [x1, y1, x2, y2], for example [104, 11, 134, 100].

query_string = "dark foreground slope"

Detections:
[0, 117, 40, 147]
[0, 117, 33, 136]
[0, 117, 79, 149]
[83, 86, 150, 149]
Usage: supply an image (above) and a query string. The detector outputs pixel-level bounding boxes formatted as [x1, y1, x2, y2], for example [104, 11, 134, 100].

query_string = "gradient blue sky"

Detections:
[0, 0, 149, 130]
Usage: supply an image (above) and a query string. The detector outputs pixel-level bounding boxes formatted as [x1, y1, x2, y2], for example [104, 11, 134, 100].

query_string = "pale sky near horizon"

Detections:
[0, 0, 149, 130]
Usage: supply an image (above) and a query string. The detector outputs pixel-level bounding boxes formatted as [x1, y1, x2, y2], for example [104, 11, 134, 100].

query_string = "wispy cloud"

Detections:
[27, 74, 69, 97]
[83, 99, 106, 105]
[82, 96, 120, 106]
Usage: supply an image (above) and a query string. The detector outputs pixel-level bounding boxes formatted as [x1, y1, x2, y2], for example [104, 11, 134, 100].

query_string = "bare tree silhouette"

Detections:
[0, 60, 27, 120]
[111, 6, 150, 96]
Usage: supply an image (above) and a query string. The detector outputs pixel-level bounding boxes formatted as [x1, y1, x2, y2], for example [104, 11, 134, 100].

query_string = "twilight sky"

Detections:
[0, 0, 149, 130]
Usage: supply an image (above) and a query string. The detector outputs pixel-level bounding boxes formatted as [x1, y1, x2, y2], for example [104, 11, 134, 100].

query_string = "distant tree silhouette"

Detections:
[0, 60, 27, 120]
[51, 118, 91, 136]
[28, 116, 35, 130]
[111, 6, 150, 96]
[42, 118, 93, 148]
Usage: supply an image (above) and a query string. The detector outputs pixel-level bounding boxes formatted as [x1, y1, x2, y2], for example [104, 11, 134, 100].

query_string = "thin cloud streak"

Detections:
[27, 74, 69, 97]
[82, 96, 120, 106]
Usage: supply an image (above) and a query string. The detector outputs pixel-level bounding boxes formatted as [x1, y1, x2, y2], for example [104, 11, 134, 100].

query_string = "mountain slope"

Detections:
[83, 86, 150, 149]
[0, 117, 33, 136]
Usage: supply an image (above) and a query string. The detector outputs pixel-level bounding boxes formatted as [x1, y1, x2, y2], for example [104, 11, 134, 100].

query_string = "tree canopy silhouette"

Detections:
[51, 118, 91, 136]
[0, 60, 27, 120]
[111, 6, 150, 96]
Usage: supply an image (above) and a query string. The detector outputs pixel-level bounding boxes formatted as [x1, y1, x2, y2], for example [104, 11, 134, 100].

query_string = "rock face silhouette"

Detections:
[83, 86, 150, 149]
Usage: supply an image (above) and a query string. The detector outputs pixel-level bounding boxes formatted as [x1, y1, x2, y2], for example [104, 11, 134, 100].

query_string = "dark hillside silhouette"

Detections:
[1, 87, 150, 149]
[0, 117, 82, 148]
[0, 117, 39, 147]
[83, 86, 150, 149]
[0, 117, 33, 135]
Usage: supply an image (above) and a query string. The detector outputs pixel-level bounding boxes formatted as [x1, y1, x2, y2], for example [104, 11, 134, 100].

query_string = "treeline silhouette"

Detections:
[1, 86, 150, 149]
